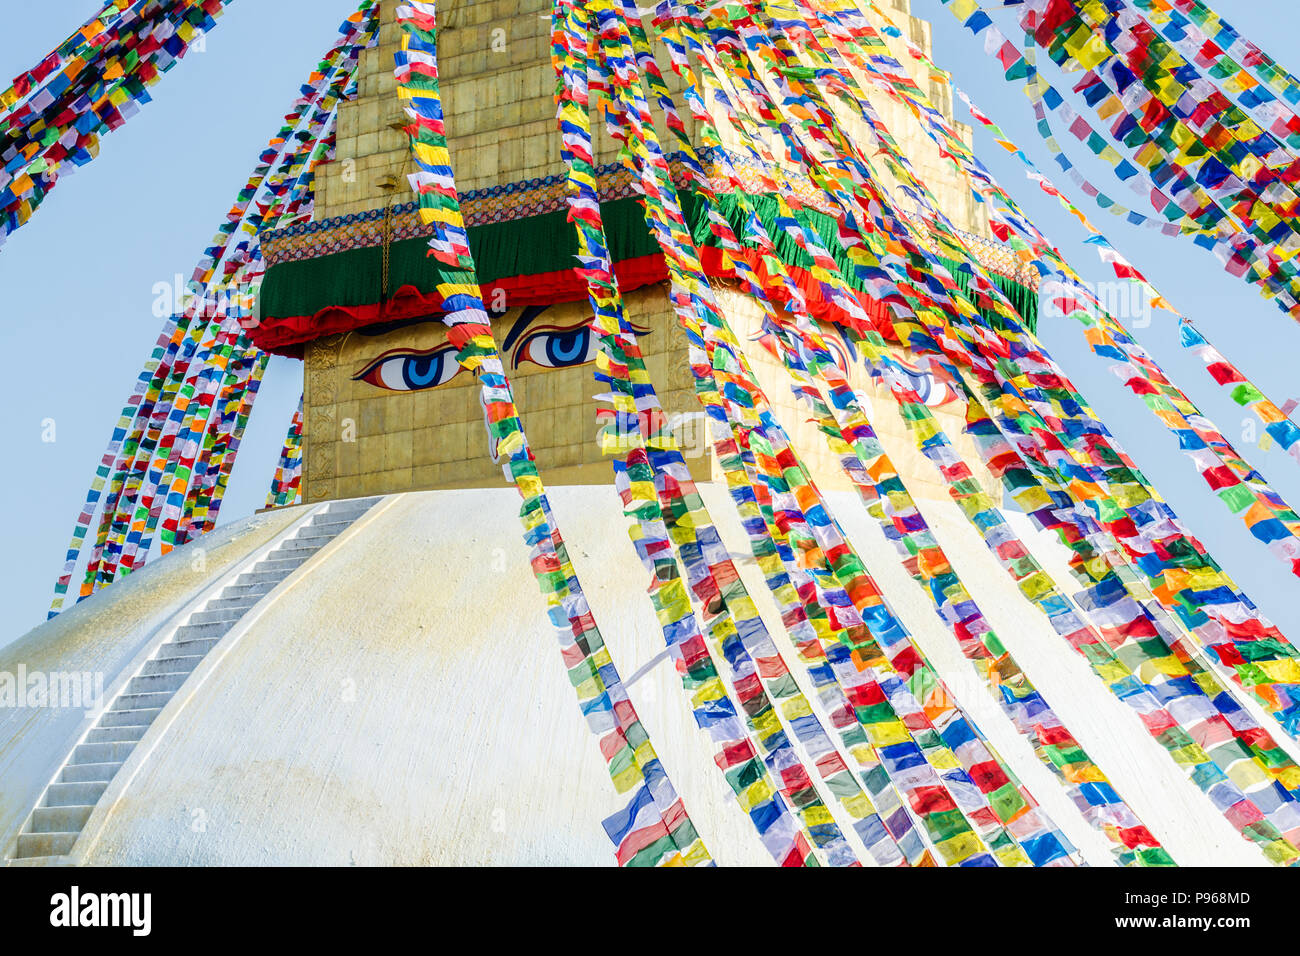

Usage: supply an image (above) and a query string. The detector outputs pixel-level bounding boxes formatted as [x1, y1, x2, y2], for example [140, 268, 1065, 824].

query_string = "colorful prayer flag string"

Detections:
[1, 0, 231, 249]
[398, 0, 712, 868]
[48, 1, 381, 616]
[266, 396, 305, 510]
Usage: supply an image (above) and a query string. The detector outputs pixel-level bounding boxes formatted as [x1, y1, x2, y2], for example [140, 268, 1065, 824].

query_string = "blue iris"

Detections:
[545, 327, 590, 366]
[403, 353, 446, 389]
[905, 369, 933, 403]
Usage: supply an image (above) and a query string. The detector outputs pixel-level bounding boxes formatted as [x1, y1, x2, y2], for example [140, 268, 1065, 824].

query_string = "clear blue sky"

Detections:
[0, 1, 361, 647]
[0, 0, 1298, 647]
[921, 0, 1300, 637]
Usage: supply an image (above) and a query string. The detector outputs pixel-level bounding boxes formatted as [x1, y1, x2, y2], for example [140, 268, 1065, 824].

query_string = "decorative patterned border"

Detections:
[896, 206, 1041, 289]
[261, 157, 655, 265]
[262, 147, 1035, 287]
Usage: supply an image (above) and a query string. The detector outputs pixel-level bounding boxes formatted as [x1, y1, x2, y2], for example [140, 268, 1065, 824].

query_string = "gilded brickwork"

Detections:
[855, 0, 992, 241]
[301, 0, 1003, 504]
[716, 288, 1002, 500]
[303, 289, 710, 502]
[317, 0, 645, 221]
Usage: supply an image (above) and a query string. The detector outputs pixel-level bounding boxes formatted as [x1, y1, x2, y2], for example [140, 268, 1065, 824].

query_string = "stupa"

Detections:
[3, 0, 1299, 869]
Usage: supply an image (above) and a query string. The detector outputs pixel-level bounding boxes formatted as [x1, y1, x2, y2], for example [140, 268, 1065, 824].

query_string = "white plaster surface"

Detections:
[0, 486, 1276, 866]
[0, 506, 304, 858]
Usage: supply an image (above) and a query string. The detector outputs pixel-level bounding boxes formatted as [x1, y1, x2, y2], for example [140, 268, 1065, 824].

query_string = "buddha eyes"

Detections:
[513, 323, 599, 370]
[354, 346, 462, 391]
[894, 360, 959, 407]
[750, 325, 960, 409]
[817, 337, 852, 375]
[354, 316, 646, 392]
[752, 327, 852, 375]
[351, 320, 961, 415]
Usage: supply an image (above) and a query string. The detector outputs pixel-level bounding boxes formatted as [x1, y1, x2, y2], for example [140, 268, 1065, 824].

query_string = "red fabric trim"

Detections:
[251, 254, 670, 357]
[247, 283, 448, 354]
[479, 254, 668, 308]
[696, 246, 895, 339]
[250, 246, 904, 358]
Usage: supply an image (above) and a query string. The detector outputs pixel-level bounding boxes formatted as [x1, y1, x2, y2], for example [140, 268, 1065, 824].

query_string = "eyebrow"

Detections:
[355, 300, 546, 343]
[500, 305, 549, 353]
[354, 313, 439, 336]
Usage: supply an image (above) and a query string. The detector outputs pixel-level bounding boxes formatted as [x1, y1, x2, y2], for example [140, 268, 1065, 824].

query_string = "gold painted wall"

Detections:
[315, 0, 979, 225]
[850, 0, 992, 241]
[301, 0, 998, 504]
[316, 0, 649, 220]
[716, 288, 1002, 501]
[302, 289, 709, 502]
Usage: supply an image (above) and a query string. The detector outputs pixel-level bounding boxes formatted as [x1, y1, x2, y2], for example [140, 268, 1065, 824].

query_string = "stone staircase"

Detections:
[9, 497, 381, 862]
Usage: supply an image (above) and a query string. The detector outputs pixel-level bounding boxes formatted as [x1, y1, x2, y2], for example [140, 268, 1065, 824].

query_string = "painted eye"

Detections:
[749, 327, 848, 375]
[822, 338, 851, 374]
[795, 338, 849, 375]
[354, 346, 461, 391]
[514, 324, 599, 369]
[895, 360, 959, 407]
[752, 330, 783, 362]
